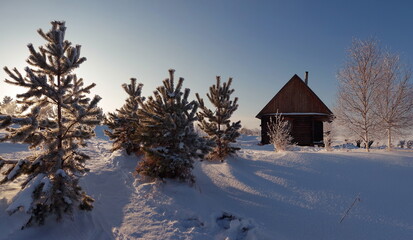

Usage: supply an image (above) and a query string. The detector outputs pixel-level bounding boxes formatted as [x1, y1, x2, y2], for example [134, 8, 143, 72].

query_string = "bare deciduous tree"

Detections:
[374, 53, 413, 150]
[336, 38, 413, 151]
[335, 39, 383, 152]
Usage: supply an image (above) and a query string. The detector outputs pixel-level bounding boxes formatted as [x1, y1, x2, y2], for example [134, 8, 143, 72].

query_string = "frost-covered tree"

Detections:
[266, 112, 292, 152]
[0, 21, 102, 228]
[374, 53, 413, 150]
[134, 69, 210, 182]
[0, 96, 19, 115]
[105, 78, 144, 155]
[323, 119, 335, 151]
[239, 127, 260, 136]
[335, 39, 383, 152]
[196, 77, 241, 161]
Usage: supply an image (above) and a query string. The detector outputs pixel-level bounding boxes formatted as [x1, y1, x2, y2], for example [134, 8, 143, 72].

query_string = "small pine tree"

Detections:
[0, 96, 19, 115]
[2, 96, 13, 105]
[267, 112, 293, 152]
[0, 21, 102, 228]
[196, 76, 241, 161]
[134, 69, 210, 182]
[105, 78, 144, 155]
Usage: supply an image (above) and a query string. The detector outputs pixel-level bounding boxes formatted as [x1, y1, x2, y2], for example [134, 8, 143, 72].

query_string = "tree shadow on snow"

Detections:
[197, 149, 413, 240]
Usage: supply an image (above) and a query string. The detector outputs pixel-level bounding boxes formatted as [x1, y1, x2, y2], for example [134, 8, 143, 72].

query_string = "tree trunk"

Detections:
[365, 131, 370, 152]
[387, 128, 392, 151]
[217, 105, 222, 160]
[56, 67, 63, 170]
[217, 123, 222, 160]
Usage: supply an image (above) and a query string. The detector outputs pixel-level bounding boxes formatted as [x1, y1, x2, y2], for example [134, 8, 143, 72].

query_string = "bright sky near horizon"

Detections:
[1, 0, 413, 128]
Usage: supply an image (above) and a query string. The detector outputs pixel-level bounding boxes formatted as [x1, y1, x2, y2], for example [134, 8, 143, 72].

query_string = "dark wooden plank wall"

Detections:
[260, 116, 271, 144]
[260, 115, 324, 146]
[291, 117, 313, 146]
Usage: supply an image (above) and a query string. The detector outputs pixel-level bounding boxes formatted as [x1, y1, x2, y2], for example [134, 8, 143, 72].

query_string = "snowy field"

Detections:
[1, 127, 413, 240]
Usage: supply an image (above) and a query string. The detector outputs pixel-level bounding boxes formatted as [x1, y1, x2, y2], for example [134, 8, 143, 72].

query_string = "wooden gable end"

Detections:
[256, 74, 332, 119]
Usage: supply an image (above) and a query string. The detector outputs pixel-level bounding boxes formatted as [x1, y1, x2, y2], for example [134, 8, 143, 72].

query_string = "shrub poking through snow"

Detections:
[196, 76, 241, 161]
[323, 119, 334, 151]
[0, 21, 102, 228]
[133, 69, 211, 182]
[105, 78, 144, 155]
[266, 112, 293, 152]
[398, 140, 406, 148]
[407, 140, 413, 149]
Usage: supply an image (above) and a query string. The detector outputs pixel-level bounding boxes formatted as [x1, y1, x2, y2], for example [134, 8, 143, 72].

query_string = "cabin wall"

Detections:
[313, 121, 324, 144]
[260, 115, 325, 146]
[260, 116, 271, 144]
[291, 117, 313, 146]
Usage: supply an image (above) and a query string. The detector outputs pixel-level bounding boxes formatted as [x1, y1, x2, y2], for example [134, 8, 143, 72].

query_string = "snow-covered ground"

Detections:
[1, 127, 413, 240]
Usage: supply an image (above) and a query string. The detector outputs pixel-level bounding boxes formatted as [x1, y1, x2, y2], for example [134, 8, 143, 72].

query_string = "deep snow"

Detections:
[1, 127, 413, 240]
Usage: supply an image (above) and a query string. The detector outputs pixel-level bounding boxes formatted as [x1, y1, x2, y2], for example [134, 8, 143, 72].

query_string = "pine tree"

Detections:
[104, 78, 144, 155]
[0, 21, 102, 228]
[134, 69, 210, 182]
[196, 76, 241, 161]
[2, 96, 13, 105]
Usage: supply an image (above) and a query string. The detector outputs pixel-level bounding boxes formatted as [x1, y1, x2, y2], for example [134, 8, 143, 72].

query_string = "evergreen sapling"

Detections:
[105, 78, 144, 155]
[0, 21, 102, 228]
[134, 69, 211, 182]
[196, 76, 241, 161]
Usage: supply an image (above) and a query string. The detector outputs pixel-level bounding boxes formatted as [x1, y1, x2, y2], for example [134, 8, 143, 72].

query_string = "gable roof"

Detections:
[256, 74, 333, 119]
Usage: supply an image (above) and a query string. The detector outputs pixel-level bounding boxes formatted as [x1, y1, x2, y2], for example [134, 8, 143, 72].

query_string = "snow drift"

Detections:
[1, 127, 413, 240]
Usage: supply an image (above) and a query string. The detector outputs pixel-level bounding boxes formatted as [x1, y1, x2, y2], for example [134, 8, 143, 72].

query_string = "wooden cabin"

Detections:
[256, 73, 333, 146]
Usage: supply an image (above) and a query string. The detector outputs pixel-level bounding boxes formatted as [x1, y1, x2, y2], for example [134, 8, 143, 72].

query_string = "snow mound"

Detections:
[6, 173, 46, 215]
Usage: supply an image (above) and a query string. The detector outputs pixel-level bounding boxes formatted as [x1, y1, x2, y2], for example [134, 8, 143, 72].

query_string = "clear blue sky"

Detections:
[1, 0, 413, 128]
